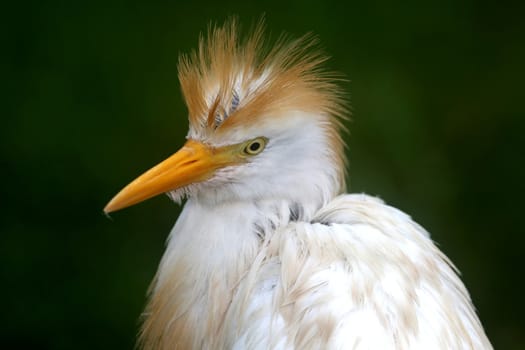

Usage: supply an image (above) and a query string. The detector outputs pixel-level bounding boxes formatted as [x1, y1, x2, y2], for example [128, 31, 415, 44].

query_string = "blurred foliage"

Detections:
[2, 0, 524, 348]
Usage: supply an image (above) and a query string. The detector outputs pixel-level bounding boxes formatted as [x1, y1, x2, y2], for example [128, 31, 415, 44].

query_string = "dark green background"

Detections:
[3, 0, 524, 348]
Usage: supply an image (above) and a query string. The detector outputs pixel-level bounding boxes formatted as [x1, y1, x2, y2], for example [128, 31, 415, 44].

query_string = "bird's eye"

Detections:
[243, 137, 267, 156]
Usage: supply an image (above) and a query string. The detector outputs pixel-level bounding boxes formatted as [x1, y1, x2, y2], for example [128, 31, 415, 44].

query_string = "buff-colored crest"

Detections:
[178, 18, 348, 135]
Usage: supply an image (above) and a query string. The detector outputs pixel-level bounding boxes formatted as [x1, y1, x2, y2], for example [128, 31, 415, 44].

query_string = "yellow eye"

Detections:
[243, 137, 267, 156]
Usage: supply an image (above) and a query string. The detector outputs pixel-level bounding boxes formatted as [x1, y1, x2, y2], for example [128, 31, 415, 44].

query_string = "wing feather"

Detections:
[228, 194, 492, 349]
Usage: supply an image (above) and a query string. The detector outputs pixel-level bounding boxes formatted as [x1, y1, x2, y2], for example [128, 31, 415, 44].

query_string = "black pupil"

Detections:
[249, 142, 261, 152]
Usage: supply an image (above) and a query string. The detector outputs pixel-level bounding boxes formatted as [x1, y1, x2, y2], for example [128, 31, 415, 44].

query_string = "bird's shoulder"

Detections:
[312, 193, 429, 237]
[227, 194, 491, 349]
[278, 193, 437, 268]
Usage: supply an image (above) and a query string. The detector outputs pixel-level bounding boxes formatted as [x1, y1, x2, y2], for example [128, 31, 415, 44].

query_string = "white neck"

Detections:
[161, 199, 264, 288]
[139, 196, 307, 348]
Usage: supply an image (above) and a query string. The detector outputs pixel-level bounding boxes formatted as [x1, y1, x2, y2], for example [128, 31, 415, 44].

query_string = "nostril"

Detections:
[181, 159, 198, 167]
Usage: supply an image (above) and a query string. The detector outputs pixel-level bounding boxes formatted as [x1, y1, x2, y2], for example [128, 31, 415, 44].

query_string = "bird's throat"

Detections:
[138, 198, 295, 349]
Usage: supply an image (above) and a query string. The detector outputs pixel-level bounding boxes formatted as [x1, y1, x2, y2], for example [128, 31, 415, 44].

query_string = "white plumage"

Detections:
[105, 19, 492, 349]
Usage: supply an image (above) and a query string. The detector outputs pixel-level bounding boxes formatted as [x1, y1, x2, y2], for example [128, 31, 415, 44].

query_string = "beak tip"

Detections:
[102, 140, 216, 215]
[103, 199, 118, 214]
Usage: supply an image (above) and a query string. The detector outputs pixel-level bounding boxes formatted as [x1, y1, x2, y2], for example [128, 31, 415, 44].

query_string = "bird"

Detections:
[104, 19, 492, 350]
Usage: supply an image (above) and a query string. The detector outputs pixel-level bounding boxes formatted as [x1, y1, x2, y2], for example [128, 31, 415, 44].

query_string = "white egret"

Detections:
[105, 20, 492, 349]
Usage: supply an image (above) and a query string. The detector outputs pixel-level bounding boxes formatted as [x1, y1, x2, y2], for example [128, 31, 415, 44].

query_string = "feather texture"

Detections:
[178, 19, 347, 190]
[139, 195, 492, 349]
[131, 19, 493, 349]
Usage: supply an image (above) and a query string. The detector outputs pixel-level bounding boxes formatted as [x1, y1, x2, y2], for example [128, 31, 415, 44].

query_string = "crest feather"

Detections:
[178, 18, 348, 132]
[177, 18, 349, 190]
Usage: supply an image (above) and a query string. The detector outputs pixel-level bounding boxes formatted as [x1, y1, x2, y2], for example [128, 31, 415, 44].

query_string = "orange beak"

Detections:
[104, 139, 239, 213]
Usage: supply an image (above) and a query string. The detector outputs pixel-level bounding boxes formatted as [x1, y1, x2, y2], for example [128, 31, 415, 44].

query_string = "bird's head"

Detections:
[104, 19, 348, 215]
